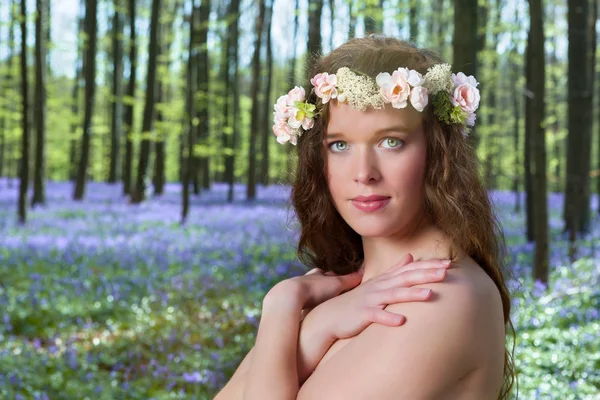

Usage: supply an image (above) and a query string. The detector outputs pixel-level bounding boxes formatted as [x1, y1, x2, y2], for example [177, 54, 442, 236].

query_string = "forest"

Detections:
[0, 0, 599, 398]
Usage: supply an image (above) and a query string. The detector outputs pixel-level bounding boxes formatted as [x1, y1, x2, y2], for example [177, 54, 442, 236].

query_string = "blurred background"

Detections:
[0, 0, 598, 398]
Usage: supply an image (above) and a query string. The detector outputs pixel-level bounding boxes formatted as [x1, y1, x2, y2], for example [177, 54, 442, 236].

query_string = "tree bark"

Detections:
[527, 0, 549, 283]
[259, 0, 273, 186]
[122, 0, 137, 196]
[452, 0, 478, 147]
[246, 0, 266, 200]
[564, 0, 593, 237]
[198, 0, 212, 190]
[18, 0, 31, 223]
[307, 0, 323, 63]
[182, 4, 198, 224]
[32, 0, 47, 206]
[73, 0, 98, 200]
[131, 0, 161, 203]
[409, 0, 418, 42]
[109, 0, 124, 183]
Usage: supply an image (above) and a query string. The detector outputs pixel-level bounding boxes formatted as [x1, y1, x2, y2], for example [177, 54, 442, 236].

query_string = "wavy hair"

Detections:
[290, 36, 516, 399]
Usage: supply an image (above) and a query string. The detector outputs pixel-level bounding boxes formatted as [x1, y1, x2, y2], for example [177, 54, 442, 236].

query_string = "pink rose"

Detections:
[310, 73, 338, 103]
[273, 121, 294, 144]
[409, 86, 428, 112]
[287, 86, 306, 104]
[376, 69, 411, 109]
[451, 83, 480, 114]
[274, 95, 293, 121]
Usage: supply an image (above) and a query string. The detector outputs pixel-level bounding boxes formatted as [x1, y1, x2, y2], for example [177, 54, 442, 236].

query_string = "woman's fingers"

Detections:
[366, 307, 406, 326]
[388, 258, 452, 277]
[379, 286, 433, 304]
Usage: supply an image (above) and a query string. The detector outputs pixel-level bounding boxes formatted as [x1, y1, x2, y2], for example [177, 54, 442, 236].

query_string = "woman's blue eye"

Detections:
[381, 138, 403, 148]
[329, 141, 348, 152]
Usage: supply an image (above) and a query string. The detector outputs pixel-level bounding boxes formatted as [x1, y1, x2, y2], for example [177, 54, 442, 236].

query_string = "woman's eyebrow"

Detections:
[325, 125, 410, 139]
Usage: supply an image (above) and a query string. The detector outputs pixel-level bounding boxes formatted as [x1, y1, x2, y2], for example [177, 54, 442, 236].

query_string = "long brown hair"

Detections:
[290, 36, 516, 399]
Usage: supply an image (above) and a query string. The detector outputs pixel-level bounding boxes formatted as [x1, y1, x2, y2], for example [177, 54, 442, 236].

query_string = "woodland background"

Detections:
[0, 0, 599, 398]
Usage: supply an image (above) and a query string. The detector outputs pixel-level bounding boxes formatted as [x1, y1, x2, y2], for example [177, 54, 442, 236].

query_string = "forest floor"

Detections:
[0, 179, 598, 399]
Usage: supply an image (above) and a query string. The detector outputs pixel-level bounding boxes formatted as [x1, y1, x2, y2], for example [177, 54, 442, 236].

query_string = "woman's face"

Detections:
[324, 101, 428, 238]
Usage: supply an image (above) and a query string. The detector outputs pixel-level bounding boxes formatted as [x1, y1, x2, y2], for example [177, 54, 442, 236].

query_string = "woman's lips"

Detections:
[351, 198, 391, 212]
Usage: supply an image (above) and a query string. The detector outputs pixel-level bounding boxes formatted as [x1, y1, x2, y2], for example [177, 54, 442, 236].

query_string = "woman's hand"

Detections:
[310, 253, 451, 340]
[266, 265, 365, 311]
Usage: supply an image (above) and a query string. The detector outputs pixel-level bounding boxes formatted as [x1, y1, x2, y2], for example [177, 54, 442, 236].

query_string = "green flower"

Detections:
[294, 101, 316, 119]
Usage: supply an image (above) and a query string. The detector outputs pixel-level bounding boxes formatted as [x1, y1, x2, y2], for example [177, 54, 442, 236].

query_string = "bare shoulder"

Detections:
[297, 256, 506, 400]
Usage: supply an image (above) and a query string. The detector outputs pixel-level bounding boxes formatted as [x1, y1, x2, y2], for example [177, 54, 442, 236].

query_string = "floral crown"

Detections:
[272, 63, 480, 145]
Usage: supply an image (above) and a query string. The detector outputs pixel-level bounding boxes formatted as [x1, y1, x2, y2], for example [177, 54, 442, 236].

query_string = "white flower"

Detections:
[409, 86, 429, 112]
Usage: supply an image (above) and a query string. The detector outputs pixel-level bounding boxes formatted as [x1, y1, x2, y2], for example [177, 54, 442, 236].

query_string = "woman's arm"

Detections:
[214, 307, 329, 399]
[242, 282, 305, 400]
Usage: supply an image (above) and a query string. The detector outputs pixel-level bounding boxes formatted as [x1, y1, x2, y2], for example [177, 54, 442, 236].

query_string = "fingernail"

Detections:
[420, 289, 432, 296]
[440, 259, 451, 266]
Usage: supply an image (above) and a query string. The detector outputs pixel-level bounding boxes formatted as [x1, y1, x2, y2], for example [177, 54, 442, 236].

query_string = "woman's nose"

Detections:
[353, 148, 381, 184]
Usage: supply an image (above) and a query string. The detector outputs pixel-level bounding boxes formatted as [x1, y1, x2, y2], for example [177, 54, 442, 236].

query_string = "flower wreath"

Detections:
[272, 63, 480, 145]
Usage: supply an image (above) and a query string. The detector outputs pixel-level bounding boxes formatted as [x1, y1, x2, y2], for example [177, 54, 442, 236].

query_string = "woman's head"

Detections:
[288, 35, 515, 399]
[325, 100, 429, 239]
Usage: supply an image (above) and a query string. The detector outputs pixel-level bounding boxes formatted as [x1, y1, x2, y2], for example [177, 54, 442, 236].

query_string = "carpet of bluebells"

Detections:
[0, 178, 598, 400]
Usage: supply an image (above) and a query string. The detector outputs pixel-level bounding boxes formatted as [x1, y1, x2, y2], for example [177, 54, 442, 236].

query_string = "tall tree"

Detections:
[348, 0, 356, 39]
[409, 0, 418, 42]
[286, 0, 301, 184]
[73, 0, 98, 200]
[69, 0, 85, 182]
[307, 0, 323, 62]
[222, 0, 240, 202]
[32, 0, 47, 206]
[197, 0, 211, 190]
[510, 6, 522, 214]
[131, 0, 161, 203]
[108, 0, 124, 183]
[564, 0, 594, 237]
[329, 0, 335, 49]
[122, 0, 137, 196]
[182, 4, 198, 223]
[18, 0, 31, 223]
[452, 0, 478, 146]
[259, 0, 274, 185]
[527, 0, 548, 282]
[247, 0, 266, 200]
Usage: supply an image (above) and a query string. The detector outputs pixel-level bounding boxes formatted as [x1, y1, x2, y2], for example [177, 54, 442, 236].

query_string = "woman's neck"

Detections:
[359, 215, 457, 283]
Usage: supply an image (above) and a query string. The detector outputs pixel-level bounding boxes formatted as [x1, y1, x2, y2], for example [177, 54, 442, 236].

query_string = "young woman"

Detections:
[216, 36, 515, 400]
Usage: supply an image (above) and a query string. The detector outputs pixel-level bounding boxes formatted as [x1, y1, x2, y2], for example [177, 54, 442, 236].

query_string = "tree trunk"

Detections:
[528, 0, 549, 283]
[259, 0, 273, 186]
[247, 0, 266, 200]
[580, 0, 596, 226]
[131, 0, 161, 203]
[348, 0, 356, 39]
[109, 0, 124, 183]
[32, 0, 47, 206]
[452, 0, 479, 147]
[329, 0, 335, 49]
[307, 0, 323, 63]
[18, 0, 31, 223]
[69, 0, 85, 182]
[123, 0, 137, 196]
[73, 0, 98, 200]
[153, 0, 178, 197]
[409, 0, 418, 42]
[198, 0, 211, 190]
[182, 5, 197, 224]
[564, 0, 593, 238]
[524, 30, 534, 242]
[221, 0, 240, 202]
[510, 6, 521, 214]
